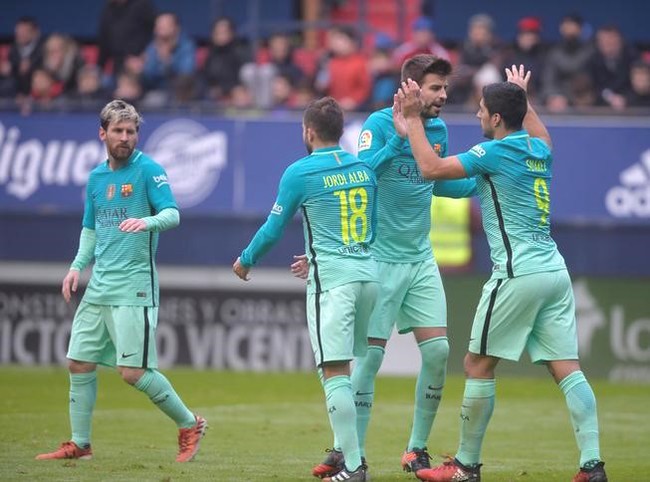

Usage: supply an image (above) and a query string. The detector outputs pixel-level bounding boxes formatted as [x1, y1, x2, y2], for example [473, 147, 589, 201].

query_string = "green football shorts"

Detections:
[67, 301, 158, 368]
[367, 259, 447, 340]
[469, 269, 579, 363]
[307, 280, 378, 367]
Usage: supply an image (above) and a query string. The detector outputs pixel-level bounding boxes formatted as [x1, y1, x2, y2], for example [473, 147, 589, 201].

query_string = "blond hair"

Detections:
[99, 99, 143, 131]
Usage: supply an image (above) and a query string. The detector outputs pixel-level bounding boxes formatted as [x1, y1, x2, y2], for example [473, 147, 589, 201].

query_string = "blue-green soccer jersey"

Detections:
[240, 146, 378, 293]
[457, 130, 566, 278]
[357, 107, 476, 263]
[81, 149, 177, 306]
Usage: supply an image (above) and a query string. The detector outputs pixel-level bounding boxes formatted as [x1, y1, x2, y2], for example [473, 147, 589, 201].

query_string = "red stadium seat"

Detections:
[0, 43, 10, 62]
[293, 47, 319, 77]
[81, 44, 100, 65]
[195, 46, 209, 69]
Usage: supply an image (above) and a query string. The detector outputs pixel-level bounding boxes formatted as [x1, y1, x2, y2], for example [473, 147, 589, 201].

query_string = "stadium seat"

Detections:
[195, 46, 209, 70]
[81, 44, 99, 65]
[293, 47, 319, 77]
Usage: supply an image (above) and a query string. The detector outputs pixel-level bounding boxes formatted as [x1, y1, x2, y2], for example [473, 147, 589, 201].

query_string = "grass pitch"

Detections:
[1, 367, 648, 481]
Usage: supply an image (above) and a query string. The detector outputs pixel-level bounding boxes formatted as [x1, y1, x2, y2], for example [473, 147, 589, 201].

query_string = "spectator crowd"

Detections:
[1, 0, 649, 115]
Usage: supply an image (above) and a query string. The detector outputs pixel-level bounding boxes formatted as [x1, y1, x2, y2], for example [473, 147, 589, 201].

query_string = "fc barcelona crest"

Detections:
[121, 183, 133, 197]
[433, 143, 441, 153]
[106, 184, 116, 200]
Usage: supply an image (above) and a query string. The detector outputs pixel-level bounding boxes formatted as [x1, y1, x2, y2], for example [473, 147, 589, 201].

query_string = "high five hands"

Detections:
[394, 79, 423, 120]
[505, 64, 531, 93]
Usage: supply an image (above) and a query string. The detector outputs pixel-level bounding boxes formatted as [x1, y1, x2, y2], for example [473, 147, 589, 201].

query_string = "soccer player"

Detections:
[36, 100, 207, 463]
[233, 97, 378, 482]
[309, 54, 477, 480]
[394, 66, 607, 482]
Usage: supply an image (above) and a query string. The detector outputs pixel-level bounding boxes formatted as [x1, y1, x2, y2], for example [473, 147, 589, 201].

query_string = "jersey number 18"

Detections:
[333, 187, 368, 244]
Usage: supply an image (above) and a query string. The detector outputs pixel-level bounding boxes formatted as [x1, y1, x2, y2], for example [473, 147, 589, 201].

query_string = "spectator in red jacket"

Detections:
[315, 25, 370, 111]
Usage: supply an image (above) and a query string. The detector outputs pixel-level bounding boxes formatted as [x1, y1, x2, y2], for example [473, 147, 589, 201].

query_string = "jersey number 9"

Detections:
[533, 177, 550, 226]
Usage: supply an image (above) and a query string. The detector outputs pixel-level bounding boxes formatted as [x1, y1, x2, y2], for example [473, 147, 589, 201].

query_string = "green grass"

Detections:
[1, 367, 648, 481]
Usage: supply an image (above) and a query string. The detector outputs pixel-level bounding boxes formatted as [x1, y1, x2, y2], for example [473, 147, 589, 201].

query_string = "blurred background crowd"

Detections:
[1, 0, 649, 116]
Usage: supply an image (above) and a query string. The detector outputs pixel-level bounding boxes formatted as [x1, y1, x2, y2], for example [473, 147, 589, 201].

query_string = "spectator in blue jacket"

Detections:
[142, 12, 195, 94]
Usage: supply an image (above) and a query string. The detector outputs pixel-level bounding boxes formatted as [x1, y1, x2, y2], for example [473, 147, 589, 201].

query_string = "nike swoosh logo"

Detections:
[121, 352, 138, 359]
[427, 385, 443, 390]
[355, 391, 374, 396]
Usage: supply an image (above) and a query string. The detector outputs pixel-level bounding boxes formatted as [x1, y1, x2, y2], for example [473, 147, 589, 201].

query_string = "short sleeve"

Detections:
[457, 141, 499, 177]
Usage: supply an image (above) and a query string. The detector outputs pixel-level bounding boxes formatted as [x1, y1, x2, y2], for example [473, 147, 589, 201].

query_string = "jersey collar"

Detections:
[503, 130, 528, 140]
[311, 145, 345, 155]
[103, 149, 143, 171]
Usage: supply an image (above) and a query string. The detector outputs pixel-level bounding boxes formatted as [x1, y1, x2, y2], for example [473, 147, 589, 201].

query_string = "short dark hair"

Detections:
[401, 54, 452, 83]
[303, 97, 344, 143]
[482, 82, 527, 131]
[597, 24, 621, 36]
[16, 16, 39, 28]
[562, 13, 583, 26]
[212, 16, 235, 33]
[329, 25, 359, 45]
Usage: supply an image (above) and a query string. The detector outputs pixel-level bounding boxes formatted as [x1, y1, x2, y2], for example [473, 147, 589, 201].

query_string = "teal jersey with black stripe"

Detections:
[81, 149, 177, 306]
[240, 146, 378, 293]
[457, 130, 566, 278]
[357, 107, 476, 263]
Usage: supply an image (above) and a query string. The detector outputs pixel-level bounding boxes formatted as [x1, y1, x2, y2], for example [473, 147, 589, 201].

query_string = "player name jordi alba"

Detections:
[322, 170, 371, 188]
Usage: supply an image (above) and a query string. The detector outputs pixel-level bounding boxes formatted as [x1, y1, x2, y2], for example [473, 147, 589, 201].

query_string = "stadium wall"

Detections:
[0, 265, 648, 383]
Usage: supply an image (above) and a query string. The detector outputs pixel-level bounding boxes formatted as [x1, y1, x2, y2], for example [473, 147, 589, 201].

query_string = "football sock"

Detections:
[69, 371, 97, 447]
[324, 375, 362, 471]
[351, 345, 385, 456]
[134, 369, 195, 428]
[318, 367, 341, 451]
[456, 378, 495, 466]
[559, 370, 601, 466]
[407, 336, 449, 451]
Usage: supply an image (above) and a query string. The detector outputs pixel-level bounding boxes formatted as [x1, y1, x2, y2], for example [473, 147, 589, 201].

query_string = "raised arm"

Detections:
[358, 114, 404, 174]
[235, 165, 304, 280]
[506, 64, 552, 150]
[396, 80, 468, 180]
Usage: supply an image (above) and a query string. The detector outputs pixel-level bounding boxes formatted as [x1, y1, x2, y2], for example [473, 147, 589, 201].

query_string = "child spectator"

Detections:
[625, 61, 650, 108]
[68, 64, 109, 108]
[368, 33, 399, 110]
[240, 32, 306, 108]
[113, 71, 143, 104]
